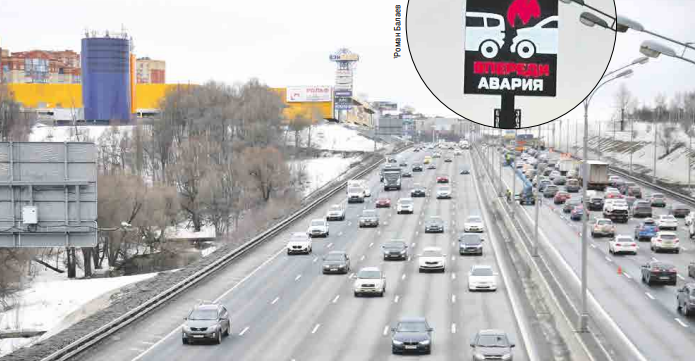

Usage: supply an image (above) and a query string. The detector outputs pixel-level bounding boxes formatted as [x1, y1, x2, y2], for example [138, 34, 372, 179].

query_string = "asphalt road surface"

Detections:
[76, 148, 530, 361]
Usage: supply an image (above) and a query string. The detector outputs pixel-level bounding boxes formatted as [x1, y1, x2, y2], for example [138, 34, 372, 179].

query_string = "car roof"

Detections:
[327, 250, 346, 255]
[398, 197, 413, 201]
[423, 246, 442, 252]
[359, 266, 381, 272]
[657, 231, 677, 236]
[398, 316, 427, 323]
[291, 232, 308, 237]
[477, 329, 507, 335]
[194, 303, 220, 310]
[472, 264, 492, 270]
[311, 218, 326, 222]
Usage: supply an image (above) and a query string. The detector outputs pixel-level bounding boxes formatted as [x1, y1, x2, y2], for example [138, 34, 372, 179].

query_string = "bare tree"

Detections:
[614, 84, 632, 131]
[658, 123, 679, 156]
[243, 146, 291, 202]
[0, 85, 34, 141]
[288, 114, 311, 149]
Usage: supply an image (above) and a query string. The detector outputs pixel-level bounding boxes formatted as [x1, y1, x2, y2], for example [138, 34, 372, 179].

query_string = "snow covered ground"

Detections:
[0, 272, 156, 357]
[29, 124, 130, 143]
[288, 122, 384, 152]
[289, 155, 363, 197]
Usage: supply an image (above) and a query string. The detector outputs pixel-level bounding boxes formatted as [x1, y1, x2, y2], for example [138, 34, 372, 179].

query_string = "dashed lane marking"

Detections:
[239, 326, 250, 336]
[130, 348, 147, 353]
[332, 295, 340, 303]
[451, 273, 456, 280]
[451, 323, 457, 334]
[271, 297, 280, 305]
[645, 292, 655, 300]
[360, 255, 366, 261]
[311, 324, 321, 334]
[295, 274, 302, 281]
[452, 295, 456, 303]
[624, 273, 632, 279]
[327, 243, 333, 248]
[394, 295, 400, 303]
[369, 242, 374, 248]
[383, 325, 389, 336]
[605, 256, 612, 263]
[402, 273, 406, 280]
[590, 244, 597, 249]
[313, 258, 318, 263]
[675, 318, 689, 328]
[678, 274, 685, 280]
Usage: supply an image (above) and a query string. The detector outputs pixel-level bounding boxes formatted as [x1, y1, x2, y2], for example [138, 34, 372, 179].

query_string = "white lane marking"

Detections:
[407, 256, 412, 262]
[369, 242, 374, 248]
[402, 273, 406, 280]
[360, 255, 366, 261]
[339, 231, 343, 236]
[678, 274, 685, 280]
[394, 295, 400, 303]
[419, 221, 422, 225]
[605, 256, 612, 263]
[451, 273, 456, 280]
[682, 246, 688, 251]
[327, 243, 333, 248]
[623, 273, 632, 279]
[645, 292, 655, 300]
[332, 295, 340, 303]
[139, 341, 155, 345]
[349, 272, 355, 278]
[416, 231, 419, 235]
[389, 213, 393, 217]
[313, 257, 318, 263]
[452, 295, 456, 303]
[383, 325, 389, 336]
[451, 323, 457, 334]
[295, 274, 302, 281]
[377, 230, 381, 235]
[271, 296, 280, 305]
[590, 244, 597, 249]
[652, 257, 659, 262]
[412, 242, 416, 247]
[451, 255, 455, 261]
[239, 326, 250, 336]
[452, 241, 455, 246]
[131, 246, 286, 361]
[675, 318, 689, 328]
[130, 348, 147, 353]
[348, 222, 352, 226]
[311, 324, 321, 334]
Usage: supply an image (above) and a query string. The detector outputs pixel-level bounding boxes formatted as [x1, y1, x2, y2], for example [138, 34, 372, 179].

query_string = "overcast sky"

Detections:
[0, 0, 693, 127]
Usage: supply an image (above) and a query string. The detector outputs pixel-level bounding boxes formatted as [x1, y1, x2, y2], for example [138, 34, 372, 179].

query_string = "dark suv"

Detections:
[182, 302, 231, 344]
[391, 317, 433, 354]
[626, 186, 642, 198]
[677, 283, 695, 317]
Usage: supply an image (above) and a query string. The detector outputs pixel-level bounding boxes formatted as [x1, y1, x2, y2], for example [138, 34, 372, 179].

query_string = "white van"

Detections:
[347, 179, 371, 197]
[464, 12, 506, 59]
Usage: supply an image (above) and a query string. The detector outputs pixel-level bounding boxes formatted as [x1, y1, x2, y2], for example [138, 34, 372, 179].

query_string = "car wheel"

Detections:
[182, 337, 189, 345]
[223, 324, 230, 336]
[480, 39, 500, 59]
[647, 275, 652, 285]
[676, 249, 680, 254]
[608, 247, 612, 254]
[641, 273, 646, 283]
[354, 292, 360, 297]
[684, 305, 690, 316]
[419, 268, 423, 273]
[215, 331, 222, 344]
[287, 250, 291, 255]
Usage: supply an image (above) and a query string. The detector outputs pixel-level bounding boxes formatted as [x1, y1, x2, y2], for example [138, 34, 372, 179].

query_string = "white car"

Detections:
[468, 265, 498, 291]
[396, 198, 414, 214]
[686, 212, 695, 226]
[510, 16, 559, 59]
[418, 247, 446, 273]
[436, 186, 452, 199]
[286, 232, 312, 255]
[353, 267, 386, 297]
[657, 215, 678, 231]
[465, 12, 506, 59]
[347, 180, 371, 198]
[307, 219, 329, 238]
[326, 204, 346, 221]
[347, 186, 365, 203]
[464, 215, 485, 233]
[608, 235, 637, 255]
[454, 150, 462, 155]
[651, 232, 680, 253]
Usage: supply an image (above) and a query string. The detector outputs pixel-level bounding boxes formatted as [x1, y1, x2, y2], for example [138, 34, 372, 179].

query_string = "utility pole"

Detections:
[653, 108, 659, 184]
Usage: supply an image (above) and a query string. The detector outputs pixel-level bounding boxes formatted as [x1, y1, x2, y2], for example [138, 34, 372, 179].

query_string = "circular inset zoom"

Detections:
[406, 0, 617, 128]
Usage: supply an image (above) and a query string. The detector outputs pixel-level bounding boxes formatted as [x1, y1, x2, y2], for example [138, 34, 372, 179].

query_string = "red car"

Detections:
[553, 191, 571, 204]
[436, 175, 449, 183]
[375, 198, 391, 208]
[605, 191, 624, 199]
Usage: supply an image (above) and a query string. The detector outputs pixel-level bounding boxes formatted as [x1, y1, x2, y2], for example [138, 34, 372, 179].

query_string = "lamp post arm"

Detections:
[642, 29, 695, 54]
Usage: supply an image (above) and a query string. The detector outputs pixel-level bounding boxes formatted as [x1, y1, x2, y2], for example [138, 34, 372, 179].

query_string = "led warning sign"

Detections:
[464, 0, 558, 97]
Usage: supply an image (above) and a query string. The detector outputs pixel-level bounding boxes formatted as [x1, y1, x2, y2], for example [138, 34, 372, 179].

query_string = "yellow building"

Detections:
[270, 87, 333, 122]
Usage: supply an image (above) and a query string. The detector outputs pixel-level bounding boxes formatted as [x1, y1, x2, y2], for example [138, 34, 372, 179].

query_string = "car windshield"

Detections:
[661, 234, 677, 240]
[598, 220, 611, 225]
[311, 220, 325, 226]
[467, 216, 482, 223]
[643, 220, 656, 225]
[422, 250, 442, 257]
[357, 270, 381, 279]
[653, 194, 665, 199]
[330, 205, 342, 211]
[477, 334, 510, 347]
[188, 308, 217, 320]
[325, 253, 345, 261]
[461, 235, 482, 244]
[348, 187, 362, 193]
[439, 186, 451, 191]
[616, 236, 632, 243]
[399, 199, 413, 205]
[362, 210, 376, 217]
[290, 234, 307, 241]
[661, 216, 676, 221]
[471, 267, 493, 276]
[397, 321, 427, 333]
[383, 241, 405, 249]
[429, 217, 443, 223]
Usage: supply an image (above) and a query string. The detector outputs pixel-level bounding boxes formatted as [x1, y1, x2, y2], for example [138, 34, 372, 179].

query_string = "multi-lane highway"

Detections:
[494, 147, 695, 361]
[75, 148, 535, 361]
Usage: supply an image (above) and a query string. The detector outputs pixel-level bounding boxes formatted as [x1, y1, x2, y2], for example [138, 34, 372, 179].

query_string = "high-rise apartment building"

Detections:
[136, 57, 165, 84]
[1, 49, 81, 84]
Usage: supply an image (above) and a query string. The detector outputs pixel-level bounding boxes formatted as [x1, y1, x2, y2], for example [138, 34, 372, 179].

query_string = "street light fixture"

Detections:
[618, 15, 695, 53]
[640, 40, 695, 66]
[579, 12, 609, 29]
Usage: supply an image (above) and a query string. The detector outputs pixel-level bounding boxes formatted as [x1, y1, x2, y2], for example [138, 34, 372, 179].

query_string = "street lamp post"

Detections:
[579, 68, 634, 332]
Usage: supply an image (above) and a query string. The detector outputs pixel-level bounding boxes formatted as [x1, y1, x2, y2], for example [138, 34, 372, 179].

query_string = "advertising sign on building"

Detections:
[286, 86, 333, 102]
[464, 0, 558, 97]
[334, 90, 353, 97]
[372, 101, 398, 111]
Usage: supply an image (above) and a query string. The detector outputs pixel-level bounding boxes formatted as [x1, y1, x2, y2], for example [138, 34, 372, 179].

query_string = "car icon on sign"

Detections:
[510, 16, 559, 59]
[465, 12, 506, 59]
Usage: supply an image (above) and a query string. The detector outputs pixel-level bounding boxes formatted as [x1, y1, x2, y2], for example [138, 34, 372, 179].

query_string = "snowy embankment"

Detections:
[289, 155, 363, 197]
[0, 273, 156, 357]
[287, 122, 385, 152]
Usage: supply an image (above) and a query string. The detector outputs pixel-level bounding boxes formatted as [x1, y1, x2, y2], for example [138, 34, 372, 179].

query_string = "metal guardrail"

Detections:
[40, 144, 410, 361]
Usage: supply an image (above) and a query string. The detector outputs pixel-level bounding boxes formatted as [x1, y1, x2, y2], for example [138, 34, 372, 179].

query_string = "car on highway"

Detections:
[603, 199, 629, 223]
[549, 170, 561, 181]
[436, 185, 452, 199]
[553, 175, 567, 186]
[668, 203, 691, 218]
[468, 264, 498, 291]
[399, 160, 408, 167]
[565, 178, 581, 193]
[390, 317, 433, 354]
[436, 175, 449, 183]
[588, 194, 604, 211]
[470, 329, 515, 360]
[632, 201, 653, 218]
[322, 251, 351, 274]
[460, 166, 471, 174]
[626, 186, 643, 198]
[423, 156, 432, 164]
[411, 184, 427, 197]
[396, 197, 414, 214]
[433, 152, 442, 158]
[286, 230, 313, 254]
[591, 218, 615, 238]
[353, 267, 386, 297]
[619, 181, 637, 195]
[686, 212, 695, 227]
[326, 204, 346, 221]
[387, 157, 397, 163]
[542, 185, 559, 198]
[375, 197, 391, 208]
[427, 163, 437, 170]
[307, 218, 329, 238]
[381, 240, 408, 260]
[651, 232, 680, 253]
[657, 215, 678, 230]
[444, 157, 453, 163]
[563, 198, 581, 213]
[605, 190, 624, 199]
[608, 235, 637, 255]
[402, 169, 412, 178]
[418, 246, 446, 272]
[677, 283, 695, 316]
[412, 163, 423, 172]
[634, 218, 659, 241]
[570, 205, 584, 221]
[454, 149, 462, 155]
[424, 216, 445, 233]
[464, 215, 485, 233]
[649, 193, 667, 207]
[182, 301, 231, 345]
[608, 175, 621, 188]
[358, 209, 379, 228]
[459, 233, 484, 256]
[641, 261, 677, 286]
[347, 186, 365, 203]
[537, 179, 552, 192]
[553, 190, 570, 204]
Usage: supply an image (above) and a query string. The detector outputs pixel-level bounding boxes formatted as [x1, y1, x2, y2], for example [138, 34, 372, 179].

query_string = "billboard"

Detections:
[286, 86, 332, 102]
[463, 0, 558, 97]
[372, 101, 398, 111]
[329, 53, 360, 61]
[334, 90, 353, 97]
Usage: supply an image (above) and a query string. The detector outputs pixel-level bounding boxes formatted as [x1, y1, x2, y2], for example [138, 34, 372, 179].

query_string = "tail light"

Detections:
[675, 239, 680, 243]
[631, 243, 636, 247]
[655, 227, 660, 232]
[616, 243, 621, 246]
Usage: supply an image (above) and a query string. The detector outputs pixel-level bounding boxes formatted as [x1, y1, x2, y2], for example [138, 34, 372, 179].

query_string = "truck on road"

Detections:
[579, 161, 609, 191]
[558, 159, 578, 176]
[382, 165, 402, 191]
